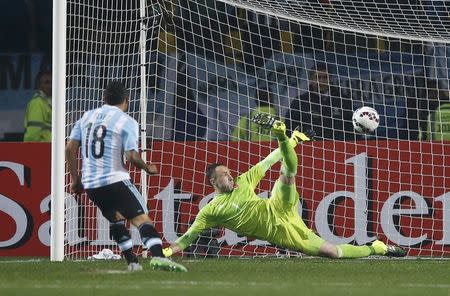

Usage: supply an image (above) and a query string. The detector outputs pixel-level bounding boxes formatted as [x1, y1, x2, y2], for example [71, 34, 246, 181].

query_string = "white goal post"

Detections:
[52, 0, 450, 260]
[51, 0, 66, 261]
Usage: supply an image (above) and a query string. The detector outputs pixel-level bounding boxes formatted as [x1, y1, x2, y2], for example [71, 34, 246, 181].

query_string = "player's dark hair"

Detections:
[104, 81, 127, 105]
[206, 163, 223, 186]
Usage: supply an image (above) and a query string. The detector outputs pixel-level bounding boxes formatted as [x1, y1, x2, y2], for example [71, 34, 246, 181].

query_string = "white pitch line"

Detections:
[312, 282, 450, 289]
[0, 280, 275, 290]
[1, 256, 450, 263]
[1, 281, 449, 290]
[0, 259, 45, 263]
[101, 270, 129, 274]
[400, 283, 450, 289]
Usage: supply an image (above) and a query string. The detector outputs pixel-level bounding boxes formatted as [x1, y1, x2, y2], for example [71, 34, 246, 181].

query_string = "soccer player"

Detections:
[163, 114, 406, 259]
[65, 81, 187, 272]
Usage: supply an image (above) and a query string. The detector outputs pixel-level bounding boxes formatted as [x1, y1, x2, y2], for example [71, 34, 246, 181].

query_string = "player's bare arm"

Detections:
[65, 139, 83, 195]
[125, 150, 158, 174]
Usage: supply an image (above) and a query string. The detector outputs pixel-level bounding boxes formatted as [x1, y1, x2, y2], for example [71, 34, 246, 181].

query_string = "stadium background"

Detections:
[1, 0, 449, 141]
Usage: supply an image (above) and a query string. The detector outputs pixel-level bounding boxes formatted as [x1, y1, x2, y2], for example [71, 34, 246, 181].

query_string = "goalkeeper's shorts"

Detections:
[268, 178, 325, 255]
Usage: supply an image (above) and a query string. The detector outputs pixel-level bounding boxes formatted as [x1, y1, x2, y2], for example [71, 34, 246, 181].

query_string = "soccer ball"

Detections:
[352, 106, 380, 134]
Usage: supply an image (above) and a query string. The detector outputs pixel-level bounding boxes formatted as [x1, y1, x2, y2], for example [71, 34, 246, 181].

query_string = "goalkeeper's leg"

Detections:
[271, 121, 298, 182]
[319, 241, 375, 258]
[249, 113, 297, 180]
[318, 240, 406, 258]
[252, 113, 313, 182]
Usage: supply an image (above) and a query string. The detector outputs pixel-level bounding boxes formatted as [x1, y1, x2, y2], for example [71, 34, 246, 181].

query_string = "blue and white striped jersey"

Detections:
[69, 105, 139, 189]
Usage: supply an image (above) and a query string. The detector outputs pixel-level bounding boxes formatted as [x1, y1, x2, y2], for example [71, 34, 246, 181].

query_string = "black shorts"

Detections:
[85, 180, 148, 222]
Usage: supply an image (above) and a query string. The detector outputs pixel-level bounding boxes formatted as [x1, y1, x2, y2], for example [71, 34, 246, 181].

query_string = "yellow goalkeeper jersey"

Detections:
[175, 163, 317, 253]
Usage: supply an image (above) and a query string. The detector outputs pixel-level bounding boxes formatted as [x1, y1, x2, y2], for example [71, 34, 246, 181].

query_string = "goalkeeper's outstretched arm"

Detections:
[163, 243, 182, 257]
[163, 207, 215, 257]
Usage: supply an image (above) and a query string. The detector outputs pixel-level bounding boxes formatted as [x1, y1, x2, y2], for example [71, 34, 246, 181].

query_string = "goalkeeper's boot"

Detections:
[291, 127, 315, 145]
[386, 244, 407, 257]
[252, 113, 286, 138]
[150, 257, 188, 272]
[127, 262, 143, 272]
[371, 240, 406, 257]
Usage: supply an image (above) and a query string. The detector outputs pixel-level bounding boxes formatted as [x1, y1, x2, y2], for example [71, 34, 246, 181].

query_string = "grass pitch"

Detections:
[0, 257, 449, 296]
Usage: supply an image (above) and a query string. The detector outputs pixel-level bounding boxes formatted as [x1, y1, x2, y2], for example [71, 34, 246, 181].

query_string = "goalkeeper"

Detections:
[164, 114, 406, 259]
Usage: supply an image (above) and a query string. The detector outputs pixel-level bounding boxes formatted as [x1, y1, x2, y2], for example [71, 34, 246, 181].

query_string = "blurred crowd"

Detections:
[0, 0, 52, 54]
[1, 0, 449, 142]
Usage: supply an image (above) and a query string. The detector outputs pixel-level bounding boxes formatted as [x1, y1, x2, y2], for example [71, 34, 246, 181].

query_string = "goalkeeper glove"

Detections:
[163, 247, 173, 257]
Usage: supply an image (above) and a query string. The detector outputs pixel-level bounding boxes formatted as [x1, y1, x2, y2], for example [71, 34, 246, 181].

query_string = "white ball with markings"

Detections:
[352, 106, 380, 134]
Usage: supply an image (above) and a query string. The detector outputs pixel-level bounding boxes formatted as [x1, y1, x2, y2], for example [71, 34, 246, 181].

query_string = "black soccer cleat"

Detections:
[386, 244, 407, 257]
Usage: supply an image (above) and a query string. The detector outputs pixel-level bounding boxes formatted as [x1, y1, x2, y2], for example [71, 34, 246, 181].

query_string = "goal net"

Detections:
[58, 0, 450, 260]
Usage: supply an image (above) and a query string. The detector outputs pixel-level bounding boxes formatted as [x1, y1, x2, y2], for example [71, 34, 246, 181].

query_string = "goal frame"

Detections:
[51, 0, 152, 261]
[50, 0, 66, 261]
[51, 0, 450, 260]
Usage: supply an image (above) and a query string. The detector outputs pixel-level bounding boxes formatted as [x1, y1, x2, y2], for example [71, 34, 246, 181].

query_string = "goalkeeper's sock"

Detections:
[279, 138, 298, 177]
[110, 220, 138, 264]
[139, 223, 164, 257]
[335, 244, 374, 258]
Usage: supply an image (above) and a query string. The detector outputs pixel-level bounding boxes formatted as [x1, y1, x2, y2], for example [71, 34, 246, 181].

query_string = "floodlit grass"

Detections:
[0, 257, 449, 296]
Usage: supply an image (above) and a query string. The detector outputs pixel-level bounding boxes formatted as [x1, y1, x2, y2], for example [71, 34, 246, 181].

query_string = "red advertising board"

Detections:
[0, 143, 51, 256]
[1, 141, 449, 257]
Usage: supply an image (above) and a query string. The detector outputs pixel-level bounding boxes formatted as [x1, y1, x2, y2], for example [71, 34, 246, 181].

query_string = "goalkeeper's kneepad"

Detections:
[163, 247, 173, 257]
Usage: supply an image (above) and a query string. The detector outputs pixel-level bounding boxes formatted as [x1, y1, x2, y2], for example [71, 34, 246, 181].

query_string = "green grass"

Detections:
[0, 257, 449, 296]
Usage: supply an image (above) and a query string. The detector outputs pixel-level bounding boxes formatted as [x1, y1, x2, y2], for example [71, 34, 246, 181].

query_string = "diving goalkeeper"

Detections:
[164, 114, 406, 259]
